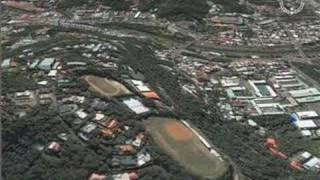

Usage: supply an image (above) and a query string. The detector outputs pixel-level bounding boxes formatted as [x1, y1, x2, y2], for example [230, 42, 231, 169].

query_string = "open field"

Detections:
[145, 117, 229, 179]
[85, 75, 132, 98]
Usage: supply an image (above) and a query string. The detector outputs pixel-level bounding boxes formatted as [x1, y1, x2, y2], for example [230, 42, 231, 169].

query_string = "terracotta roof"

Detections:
[100, 129, 113, 137]
[107, 119, 118, 129]
[88, 173, 106, 180]
[128, 172, 138, 180]
[142, 91, 160, 100]
[120, 144, 134, 155]
[265, 138, 278, 149]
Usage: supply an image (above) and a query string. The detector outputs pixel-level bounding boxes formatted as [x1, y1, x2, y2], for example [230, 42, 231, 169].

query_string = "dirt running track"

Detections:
[84, 75, 132, 98]
[145, 117, 230, 179]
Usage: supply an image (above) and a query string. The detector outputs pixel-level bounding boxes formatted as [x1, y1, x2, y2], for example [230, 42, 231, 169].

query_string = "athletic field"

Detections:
[85, 75, 132, 98]
[145, 117, 229, 179]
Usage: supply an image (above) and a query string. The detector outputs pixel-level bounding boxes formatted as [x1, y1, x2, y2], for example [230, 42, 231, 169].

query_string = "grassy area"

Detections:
[1, 71, 37, 94]
[144, 117, 229, 179]
[293, 62, 320, 84]
[3, 34, 79, 59]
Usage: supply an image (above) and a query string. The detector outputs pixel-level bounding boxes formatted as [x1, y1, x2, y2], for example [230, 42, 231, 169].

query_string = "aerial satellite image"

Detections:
[1, 0, 320, 179]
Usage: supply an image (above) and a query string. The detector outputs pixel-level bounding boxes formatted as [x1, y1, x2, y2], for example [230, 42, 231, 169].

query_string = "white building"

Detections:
[289, 88, 320, 98]
[248, 80, 277, 97]
[123, 98, 150, 114]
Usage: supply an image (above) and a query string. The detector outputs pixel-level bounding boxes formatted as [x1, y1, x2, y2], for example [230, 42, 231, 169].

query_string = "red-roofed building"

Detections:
[119, 144, 135, 155]
[100, 129, 113, 138]
[106, 119, 119, 129]
[289, 160, 303, 171]
[128, 172, 138, 180]
[142, 91, 160, 100]
[48, 141, 61, 153]
[88, 173, 106, 180]
[265, 138, 278, 149]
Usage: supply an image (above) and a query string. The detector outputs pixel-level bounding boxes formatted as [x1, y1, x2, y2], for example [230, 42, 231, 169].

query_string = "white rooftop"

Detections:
[123, 98, 150, 114]
[48, 70, 57, 77]
[131, 80, 144, 86]
[301, 130, 312, 137]
[37, 81, 48, 86]
[296, 111, 319, 120]
[301, 151, 312, 159]
[289, 88, 320, 98]
[294, 120, 317, 129]
[136, 85, 151, 92]
[220, 77, 240, 87]
[76, 109, 88, 119]
[303, 157, 320, 170]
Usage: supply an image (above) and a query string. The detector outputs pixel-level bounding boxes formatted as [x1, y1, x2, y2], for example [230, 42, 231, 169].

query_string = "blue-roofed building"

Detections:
[289, 113, 298, 124]
[38, 58, 55, 70]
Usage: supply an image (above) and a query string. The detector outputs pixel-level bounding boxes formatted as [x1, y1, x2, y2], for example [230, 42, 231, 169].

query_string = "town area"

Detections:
[1, 0, 320, 180]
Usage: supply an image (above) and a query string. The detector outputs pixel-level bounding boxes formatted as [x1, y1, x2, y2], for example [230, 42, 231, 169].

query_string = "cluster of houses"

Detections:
[205, 1, 320, 47]
[289, 111, 320, 138]
[175, 56, 320, 172]
[175, 55, 222, 96]
[206, 17, 320, 47]
[1, 30, 176, 179]
[54, 69, 159, 172]
[225, 60, 320, 136]
[290, 151, 320, 172]
[175, 58, 320, 138]
[89, 172, 138, 180]
[71, 6, 157, 22]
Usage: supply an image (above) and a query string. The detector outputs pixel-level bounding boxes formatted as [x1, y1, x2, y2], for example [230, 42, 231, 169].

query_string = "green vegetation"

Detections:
[248, 0, 278, 6]
[293, 62, 320, 84]
[254, 115, 320, 156]
[155, 0, 210, 20]
[56, 0, 209, 20]
[101, 0, 132, 10]
[56, 0, 88, 9]
[1, 71, 36, 94]
[2, 108, 104, 180]
[212, 0, 253, 14]
[119, 38, 319, 180]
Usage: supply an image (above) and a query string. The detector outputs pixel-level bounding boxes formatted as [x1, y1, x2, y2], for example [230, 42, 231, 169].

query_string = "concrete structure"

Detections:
[48, 70, 57, 77]
[289, 88, 320, 98]
[66, 61, 87, 66]
[129, 79, 151, 92]
[295, 120, 317, 129]
[303, 157, 320, 171]
[30, 59, 40, 69]
[252, 99, 285, 115]
[296, 96, 320, 103]
[220, 77, 240, 87]
[38, 58, 55, 70]
[290, 111, 320, 137]
[1, 58, 11, 68]
[122, 98, 150, 114]
[226, 86, 254, 99]
[249, 80, 277, 97]
[295, 111, 319, 120]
